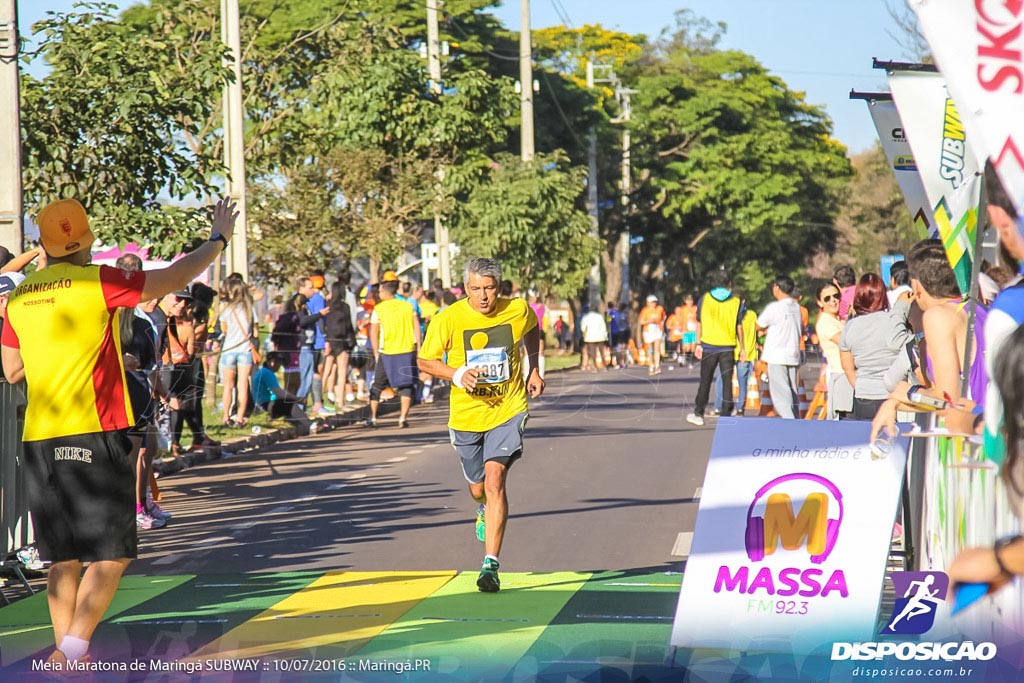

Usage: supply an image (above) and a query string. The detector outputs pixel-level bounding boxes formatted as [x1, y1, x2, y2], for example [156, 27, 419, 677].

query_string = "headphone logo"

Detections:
[744, 473, 843, 564]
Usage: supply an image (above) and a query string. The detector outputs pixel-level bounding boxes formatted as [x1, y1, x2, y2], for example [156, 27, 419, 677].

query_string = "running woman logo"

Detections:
[881, 571, 948, 635]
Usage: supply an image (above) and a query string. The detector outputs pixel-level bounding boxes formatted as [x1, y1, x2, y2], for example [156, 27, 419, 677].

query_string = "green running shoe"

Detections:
[477, 559, 500, 593]
[475, 504, 486, 543]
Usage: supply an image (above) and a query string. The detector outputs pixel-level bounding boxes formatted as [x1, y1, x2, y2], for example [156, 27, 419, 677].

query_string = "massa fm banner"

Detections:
[909, 0, 1024, 216]
[888, 70, 982, 295]
[670, 419, 907, 654]
[863, 97, 936, 240]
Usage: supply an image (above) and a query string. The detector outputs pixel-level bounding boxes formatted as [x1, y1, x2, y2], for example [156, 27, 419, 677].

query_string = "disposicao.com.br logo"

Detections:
[831, 571, 996, 663]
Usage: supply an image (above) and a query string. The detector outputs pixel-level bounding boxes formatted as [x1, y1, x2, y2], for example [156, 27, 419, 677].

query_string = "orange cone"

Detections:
[758, 382, 776, 417]
[806, 379, 829, 420]
[797, 379, 809, 418]
[745, 373, 761, 412]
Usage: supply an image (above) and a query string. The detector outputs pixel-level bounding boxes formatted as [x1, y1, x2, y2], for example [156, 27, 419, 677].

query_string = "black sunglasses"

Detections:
[821, 294, 839, 303]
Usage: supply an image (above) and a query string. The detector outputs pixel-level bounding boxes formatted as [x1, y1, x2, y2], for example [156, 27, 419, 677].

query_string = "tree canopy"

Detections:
[18, 2, 884, 306]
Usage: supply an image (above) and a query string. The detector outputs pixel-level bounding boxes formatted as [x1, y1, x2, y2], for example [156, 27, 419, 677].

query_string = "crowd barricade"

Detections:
[0, 378, 33, 562]
[907, 412, 1024, 636]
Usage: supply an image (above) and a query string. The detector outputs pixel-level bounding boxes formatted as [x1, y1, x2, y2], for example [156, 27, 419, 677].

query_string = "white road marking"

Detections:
[388, 457, 407, 463]
[671, 532, 694, 558]
[405, 449, 423, 455]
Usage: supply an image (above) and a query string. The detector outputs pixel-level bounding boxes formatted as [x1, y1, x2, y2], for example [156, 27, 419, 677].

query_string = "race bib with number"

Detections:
[466, 347, 510, 384]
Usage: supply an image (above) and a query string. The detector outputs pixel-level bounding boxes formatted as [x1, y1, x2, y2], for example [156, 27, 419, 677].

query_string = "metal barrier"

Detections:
[908, 414, 1024, 636]
[0, 377, 32, 560]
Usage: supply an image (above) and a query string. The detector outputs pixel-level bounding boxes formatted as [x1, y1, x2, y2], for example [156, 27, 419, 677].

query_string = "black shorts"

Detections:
[126, 373, 155, 436]
[23, 430, 138, 563]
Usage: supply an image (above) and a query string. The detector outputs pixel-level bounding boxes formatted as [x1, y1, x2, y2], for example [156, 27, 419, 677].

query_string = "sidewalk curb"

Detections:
[152, 365, 581, 480]
[152, 387, 441, 478]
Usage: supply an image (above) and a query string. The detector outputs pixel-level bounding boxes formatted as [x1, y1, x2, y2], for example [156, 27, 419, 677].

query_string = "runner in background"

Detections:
[666, 304, 685, 361]
[680, 294, 699, 368]
[638, 295, 667, 375]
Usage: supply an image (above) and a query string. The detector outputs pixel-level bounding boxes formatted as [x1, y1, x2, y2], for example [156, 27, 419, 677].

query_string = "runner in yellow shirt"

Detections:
[367, 280, 421, 428]
[418, 257, 545, 592]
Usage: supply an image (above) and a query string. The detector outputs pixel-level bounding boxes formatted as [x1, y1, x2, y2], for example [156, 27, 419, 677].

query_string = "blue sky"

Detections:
[18, 0, 911, 153]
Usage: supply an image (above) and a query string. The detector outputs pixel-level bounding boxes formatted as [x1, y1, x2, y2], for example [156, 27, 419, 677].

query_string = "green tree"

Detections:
[20, 2, 231, 257]
[628, 14, 852, 308]
[825, 145, 918, 278]
[450, 151, 599, 298]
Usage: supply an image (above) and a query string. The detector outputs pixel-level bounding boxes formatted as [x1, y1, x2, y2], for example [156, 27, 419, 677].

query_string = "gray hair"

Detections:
[464, 257, 502, 284]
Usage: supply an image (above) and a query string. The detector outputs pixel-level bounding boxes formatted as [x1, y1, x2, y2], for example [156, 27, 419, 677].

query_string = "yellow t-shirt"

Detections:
[419, 297, 537, 432]
[736, 309, 759, 362]
[370, 297, 417, 354]
[2, 263, 145, 441]
[418, 297, 440, 322]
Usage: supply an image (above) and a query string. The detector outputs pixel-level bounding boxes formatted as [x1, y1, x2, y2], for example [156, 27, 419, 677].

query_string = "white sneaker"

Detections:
[327, 391, 336, 403]
[137, 511, 166, 530]
[686, 413, 705, 426]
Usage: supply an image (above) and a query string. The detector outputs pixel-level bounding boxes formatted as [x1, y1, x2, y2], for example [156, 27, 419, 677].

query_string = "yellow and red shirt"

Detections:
[1, 263, 145, 441]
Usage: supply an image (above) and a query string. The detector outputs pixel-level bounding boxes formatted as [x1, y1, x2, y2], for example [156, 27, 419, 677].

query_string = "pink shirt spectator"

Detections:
[839, 285, 856, 321]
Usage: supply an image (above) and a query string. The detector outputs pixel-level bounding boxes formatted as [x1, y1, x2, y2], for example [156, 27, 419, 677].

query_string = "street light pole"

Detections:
[585, 60, 601, 310]
[221, 0, 248, 282]
[519, 0, 534, 162]
[426, 0, 451, 287]
[0, 0, 22, 256]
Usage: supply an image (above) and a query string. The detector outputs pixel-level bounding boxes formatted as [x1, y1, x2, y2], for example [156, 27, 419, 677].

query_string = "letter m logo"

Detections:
[763, 492, 828, 556]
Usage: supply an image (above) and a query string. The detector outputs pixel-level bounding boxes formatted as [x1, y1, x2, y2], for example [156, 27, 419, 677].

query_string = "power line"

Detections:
[538, 69, 583, 147]
[549, 0, 574, 28]
[443, 10, 522, 62]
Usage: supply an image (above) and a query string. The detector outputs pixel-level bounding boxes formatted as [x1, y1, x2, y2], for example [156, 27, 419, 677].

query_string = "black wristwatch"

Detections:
[209, 233, 229, 250]
[993, 534, 1023, 577]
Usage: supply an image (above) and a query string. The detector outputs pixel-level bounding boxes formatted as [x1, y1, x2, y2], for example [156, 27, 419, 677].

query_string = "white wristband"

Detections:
[452, 366, 469, 389]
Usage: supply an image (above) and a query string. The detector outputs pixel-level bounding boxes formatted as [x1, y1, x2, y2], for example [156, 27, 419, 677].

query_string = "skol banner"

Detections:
[889, 71, 982, 294]
[908, 0, 1024, 215]
[865, 98, 935, 239]
[670, 419, 907, 654]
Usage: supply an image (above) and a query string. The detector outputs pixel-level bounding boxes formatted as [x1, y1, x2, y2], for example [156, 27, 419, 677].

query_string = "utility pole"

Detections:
[519, 0, 534, 162]
[584, 60, 601, 311]
[221, 0, 248, 282]
[426, 0, 451, 287]
[0, 0, 22, 256]
[615, 87, 635, 305]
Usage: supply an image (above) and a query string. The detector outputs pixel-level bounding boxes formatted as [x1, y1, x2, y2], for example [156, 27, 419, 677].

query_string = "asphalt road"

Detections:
[129, 362, 717, 577]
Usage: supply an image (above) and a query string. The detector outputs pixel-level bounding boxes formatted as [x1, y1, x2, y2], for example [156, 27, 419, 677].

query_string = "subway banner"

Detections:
[670, 419, 907, 655]
[889, 70, 982, 295]
[864, 98, 935, 239]
[909, 0, 1024, 215]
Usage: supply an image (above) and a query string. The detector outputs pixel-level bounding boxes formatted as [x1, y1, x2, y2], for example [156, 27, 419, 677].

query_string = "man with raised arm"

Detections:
[1, 198, 237, 667]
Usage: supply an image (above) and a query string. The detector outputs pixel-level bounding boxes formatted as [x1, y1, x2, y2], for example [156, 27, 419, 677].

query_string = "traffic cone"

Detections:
[806, 379, 829, 420]
[758, 382, 776, 417]
[797, 379, 810, 418]
[745, 373, 760, 412]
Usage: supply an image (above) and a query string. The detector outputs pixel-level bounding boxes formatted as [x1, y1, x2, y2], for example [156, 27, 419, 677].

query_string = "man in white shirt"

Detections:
[757, 276, 803, 419]
[886, 260, 912, 308]
[579, 305, 610, 371]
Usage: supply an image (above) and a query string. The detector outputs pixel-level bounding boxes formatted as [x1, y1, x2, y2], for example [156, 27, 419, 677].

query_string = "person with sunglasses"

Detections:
[815, 283, 852, 419]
